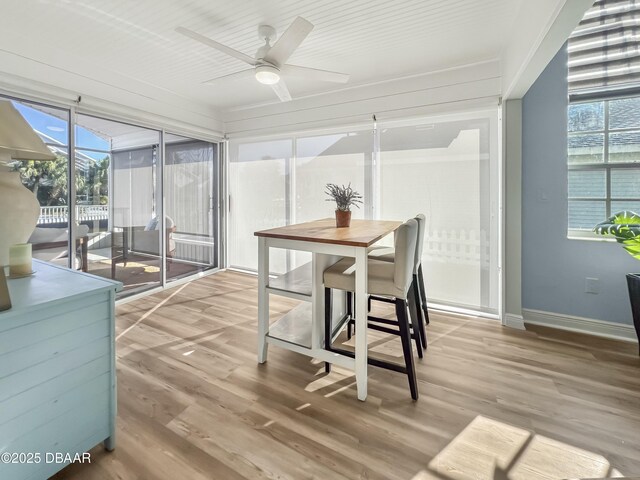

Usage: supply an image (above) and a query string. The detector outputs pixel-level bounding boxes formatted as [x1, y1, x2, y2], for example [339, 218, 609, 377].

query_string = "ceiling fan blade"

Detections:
[202, 69, 255, 84]
[264, 17, 313, 66]
[281, 64, 349, 83]
[176, 26, 256, 66]
[270, 79, 292, 102]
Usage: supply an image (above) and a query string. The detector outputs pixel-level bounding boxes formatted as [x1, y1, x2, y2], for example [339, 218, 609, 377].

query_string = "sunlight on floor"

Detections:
[415, 416, 624, 480]
[304, 364, 355, 395]
[428, 416, 530, 477]
[115, 282, 189, 341]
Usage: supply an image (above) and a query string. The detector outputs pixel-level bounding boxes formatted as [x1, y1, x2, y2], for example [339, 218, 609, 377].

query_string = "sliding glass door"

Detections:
[228, 130, 373, 273]
[164, 134, 219, 281]
[292, 129, 371, 268]
[3, 93, 222, 299]
[228, 111, 500, 315]
[75, 114, 162, 296]
[228, 138, 290, 273]
[378, 113, 499, 314]
[294, 131, 370, 223]
[7, 100, 72, 268]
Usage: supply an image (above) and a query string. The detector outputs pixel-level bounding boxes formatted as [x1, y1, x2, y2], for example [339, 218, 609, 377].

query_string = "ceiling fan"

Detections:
[176, 17, 350, 102]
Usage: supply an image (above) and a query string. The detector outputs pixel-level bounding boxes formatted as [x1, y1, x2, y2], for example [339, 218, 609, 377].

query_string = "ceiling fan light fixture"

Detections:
[255, 64, 280, 85]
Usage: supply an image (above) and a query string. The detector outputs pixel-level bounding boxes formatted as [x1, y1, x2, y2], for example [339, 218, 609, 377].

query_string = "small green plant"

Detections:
[594, 210, 640, 260]
[325, 183, 363, 212]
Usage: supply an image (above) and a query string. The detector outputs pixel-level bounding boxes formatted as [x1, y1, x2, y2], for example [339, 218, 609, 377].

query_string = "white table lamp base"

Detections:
[0, 167, 39, 267]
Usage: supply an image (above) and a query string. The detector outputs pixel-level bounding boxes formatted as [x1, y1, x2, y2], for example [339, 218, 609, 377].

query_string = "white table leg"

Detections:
[312, 253, 344, 350]
[354, 246, 368, 401]
[312, 253, 325, 351]
[257, 237, 269, 363]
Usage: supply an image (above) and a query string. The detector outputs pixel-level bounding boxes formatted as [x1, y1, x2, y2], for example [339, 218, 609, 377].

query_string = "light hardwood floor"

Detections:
[53, 270, 640, 480]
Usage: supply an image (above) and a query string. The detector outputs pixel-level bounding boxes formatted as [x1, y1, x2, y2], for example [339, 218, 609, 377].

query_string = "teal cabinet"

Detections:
[0, 260, 120, 480]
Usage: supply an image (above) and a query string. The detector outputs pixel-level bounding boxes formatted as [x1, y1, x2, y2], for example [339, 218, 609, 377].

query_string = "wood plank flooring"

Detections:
[53, 270, 640, 480]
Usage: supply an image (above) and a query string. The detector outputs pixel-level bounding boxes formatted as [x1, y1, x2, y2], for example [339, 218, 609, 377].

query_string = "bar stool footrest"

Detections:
[369, 295, 396, 305]
[367, 315, 399, 326]
[328, 347, 408, 374]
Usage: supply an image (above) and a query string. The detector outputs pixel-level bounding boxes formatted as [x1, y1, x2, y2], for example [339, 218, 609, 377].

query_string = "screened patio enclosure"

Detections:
[7, 96, 221, 297]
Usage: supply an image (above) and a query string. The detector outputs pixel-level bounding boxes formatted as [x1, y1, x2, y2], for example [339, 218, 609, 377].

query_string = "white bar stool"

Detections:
[323, 219, 420, 400]
[368, 213, 429, 348]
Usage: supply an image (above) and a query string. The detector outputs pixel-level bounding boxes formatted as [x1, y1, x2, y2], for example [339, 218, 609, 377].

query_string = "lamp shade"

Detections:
[0, 100, 56, 162]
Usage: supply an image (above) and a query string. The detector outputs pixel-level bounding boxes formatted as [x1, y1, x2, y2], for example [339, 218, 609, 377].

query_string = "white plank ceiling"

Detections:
[1, 0, 524, 111]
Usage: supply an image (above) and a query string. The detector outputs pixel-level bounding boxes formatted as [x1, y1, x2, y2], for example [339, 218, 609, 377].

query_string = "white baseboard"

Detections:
[523, 308, 638, 343]
[503, 313, 526, 330]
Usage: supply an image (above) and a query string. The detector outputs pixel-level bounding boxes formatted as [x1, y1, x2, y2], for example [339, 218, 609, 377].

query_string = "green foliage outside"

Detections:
[12, 155, 109, 206]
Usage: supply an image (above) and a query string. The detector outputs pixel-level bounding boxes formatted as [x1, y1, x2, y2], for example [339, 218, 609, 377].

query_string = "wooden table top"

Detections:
[254, 218, 402, 247]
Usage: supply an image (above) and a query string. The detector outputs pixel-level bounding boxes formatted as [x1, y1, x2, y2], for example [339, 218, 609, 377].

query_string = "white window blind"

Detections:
[228, 110, 500, 315]
[568, 0, 640, 101]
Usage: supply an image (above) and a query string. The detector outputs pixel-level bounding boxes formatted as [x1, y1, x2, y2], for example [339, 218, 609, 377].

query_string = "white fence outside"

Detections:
[38, 205, 109, 225]
[423, 229, 491, 267]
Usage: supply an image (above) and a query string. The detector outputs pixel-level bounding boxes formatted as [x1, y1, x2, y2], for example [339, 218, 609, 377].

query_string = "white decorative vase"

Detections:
[0, 169, 39, 266]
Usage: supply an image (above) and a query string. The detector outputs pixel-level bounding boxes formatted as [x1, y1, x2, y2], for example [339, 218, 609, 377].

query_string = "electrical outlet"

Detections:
[585, 277, 599, 294]
[538, 188, 548, 202]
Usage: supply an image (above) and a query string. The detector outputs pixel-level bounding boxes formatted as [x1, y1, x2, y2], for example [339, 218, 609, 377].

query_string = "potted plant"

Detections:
[594, 210, 640, 353]
[325, 183, 362, 227]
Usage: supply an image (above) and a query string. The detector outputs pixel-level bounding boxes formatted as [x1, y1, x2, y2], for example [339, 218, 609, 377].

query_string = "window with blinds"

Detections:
[568, 0, 640, 101]
[567, 0, 640, 236]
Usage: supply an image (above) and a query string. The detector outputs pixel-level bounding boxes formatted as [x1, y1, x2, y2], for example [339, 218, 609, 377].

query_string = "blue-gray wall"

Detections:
[522, 45, 637, 325]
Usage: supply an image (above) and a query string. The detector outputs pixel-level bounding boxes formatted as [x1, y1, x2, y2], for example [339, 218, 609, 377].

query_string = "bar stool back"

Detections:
[369, 214, 429, 347]
[393, 219, 418, 299]
[323, 218, 420, 399]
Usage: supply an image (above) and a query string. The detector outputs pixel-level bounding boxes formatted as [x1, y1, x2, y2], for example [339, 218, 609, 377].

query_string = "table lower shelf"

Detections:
[266, 301, 351, 351]
[267, 303, 313, 348]
[267, 262, 312, 301]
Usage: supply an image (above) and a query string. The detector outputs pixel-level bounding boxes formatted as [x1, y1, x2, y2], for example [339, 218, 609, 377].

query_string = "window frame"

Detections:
[568, 96, 640, 238]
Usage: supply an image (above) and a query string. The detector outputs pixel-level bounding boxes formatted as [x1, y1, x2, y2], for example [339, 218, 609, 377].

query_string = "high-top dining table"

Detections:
[254, 218, 401, 401]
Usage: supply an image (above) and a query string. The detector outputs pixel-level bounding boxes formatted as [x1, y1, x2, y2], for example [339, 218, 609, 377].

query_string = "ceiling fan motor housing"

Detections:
[255, 64, 280, 84]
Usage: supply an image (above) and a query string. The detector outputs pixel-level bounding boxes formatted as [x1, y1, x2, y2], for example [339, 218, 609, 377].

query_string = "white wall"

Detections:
[224, 61, 501, 137]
